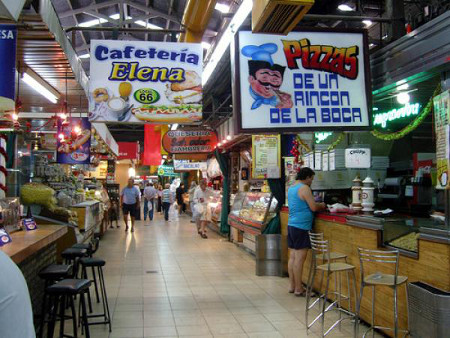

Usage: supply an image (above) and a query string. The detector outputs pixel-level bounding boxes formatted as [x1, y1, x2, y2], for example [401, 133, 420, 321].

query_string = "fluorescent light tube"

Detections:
[79, 53, 90, 59]
[362, 20, 373, 27]
[78, 14, 130, 27]
[22, 70, 60, 104]
[135, 20, 162, 30]
[171, 124, 178, 131]
[338, 4, 354, 11]
[203, 0, 252, 86]
[215, 3, 229, 13]
[201, 41, 211, 50]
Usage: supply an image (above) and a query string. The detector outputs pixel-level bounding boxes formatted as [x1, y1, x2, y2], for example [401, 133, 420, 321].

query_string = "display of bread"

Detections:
[389, 232, 419, 252]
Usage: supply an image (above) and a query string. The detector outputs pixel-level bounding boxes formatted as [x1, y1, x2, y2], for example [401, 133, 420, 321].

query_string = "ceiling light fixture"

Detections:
[78, 14, 130, 27]
[171, 124, 179, 131]
[397, 92, 410, 105]
[226, 135, 232, 140]
[203, 0, 252, 86]
[22, 68, 60, 104]
[215, 3, 229, 13]
[362, 20, 373, 27]
[135, 20, 162, 30]
[79, 53, 90, 59]
[369, 43, 375, 48]
[338, 4, 354, 11]
[397, 83, 409, 91]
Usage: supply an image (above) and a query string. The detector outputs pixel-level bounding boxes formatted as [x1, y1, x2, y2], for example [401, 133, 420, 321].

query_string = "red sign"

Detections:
[162, 130, 218, 154]
[118, 142, 139, 160]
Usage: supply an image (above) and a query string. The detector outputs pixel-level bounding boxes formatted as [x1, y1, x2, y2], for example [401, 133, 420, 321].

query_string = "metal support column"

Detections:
[385, 0, 405, 40]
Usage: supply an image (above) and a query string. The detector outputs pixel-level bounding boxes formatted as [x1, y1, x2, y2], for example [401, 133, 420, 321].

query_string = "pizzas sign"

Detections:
[162, 130, 218, 154]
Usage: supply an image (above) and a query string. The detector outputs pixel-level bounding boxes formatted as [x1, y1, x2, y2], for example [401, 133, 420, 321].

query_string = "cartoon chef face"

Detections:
[248, 62, 285, 98]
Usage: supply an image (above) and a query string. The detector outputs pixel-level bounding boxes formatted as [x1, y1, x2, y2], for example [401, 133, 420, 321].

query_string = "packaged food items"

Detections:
[20, 183, 57, 210]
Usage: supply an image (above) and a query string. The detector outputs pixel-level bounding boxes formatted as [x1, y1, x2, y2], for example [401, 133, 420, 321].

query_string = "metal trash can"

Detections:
[408, 282, 450, 337]
[255, 234, 282, 276]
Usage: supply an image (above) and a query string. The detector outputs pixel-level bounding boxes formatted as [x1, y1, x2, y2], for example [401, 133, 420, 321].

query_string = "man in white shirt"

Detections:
[193, 179, 211, 239]
[120, 178, 141, 232]
[0, 251, 35, 337]
[143, 182, 158, 223]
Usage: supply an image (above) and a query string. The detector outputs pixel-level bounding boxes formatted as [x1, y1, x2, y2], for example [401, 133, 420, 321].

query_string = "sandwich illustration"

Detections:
[165, 71, 202, 104]
[132, 70, 202, 123]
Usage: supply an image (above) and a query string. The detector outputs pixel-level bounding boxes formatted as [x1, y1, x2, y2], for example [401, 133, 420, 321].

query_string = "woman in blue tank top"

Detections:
[287, 167, 326, 296]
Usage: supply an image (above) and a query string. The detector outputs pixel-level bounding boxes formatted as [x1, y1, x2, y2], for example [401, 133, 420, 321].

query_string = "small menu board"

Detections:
[329, 151, 336, 171]
[322, 152, 329, 171]
[314, 152, 322, 170]
[22, 218, 37, 231]
[0, 228, 12, 246]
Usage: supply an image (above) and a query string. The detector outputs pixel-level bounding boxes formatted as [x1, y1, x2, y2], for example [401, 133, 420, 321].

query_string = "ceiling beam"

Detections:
[124, 0, 180, 23]
[59, 0, 121, 18]
[164, 0, 175, 42]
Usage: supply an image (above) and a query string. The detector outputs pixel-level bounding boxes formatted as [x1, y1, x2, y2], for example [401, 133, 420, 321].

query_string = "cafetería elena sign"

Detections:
[162, 130, 218, 154]
[89, 40, 202, 124]
[233, 29, 371, 132]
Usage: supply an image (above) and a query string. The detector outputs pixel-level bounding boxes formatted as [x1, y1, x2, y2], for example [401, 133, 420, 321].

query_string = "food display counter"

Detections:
[229, 192, 278, 252]
[280, 208, 450, 337]
[71, 200, 101, 241]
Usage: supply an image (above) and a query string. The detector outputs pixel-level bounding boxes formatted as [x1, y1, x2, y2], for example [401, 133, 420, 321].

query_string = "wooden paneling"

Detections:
[280, 211, 450, 337]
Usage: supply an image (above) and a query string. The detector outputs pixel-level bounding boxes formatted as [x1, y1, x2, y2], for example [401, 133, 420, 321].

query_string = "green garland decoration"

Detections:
[296, 135, 311, 153]
[371, 84, 441, 141]
[327, 132, 345, 151]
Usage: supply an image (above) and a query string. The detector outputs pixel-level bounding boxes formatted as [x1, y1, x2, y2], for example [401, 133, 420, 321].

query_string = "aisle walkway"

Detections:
[90, 212, 380, 338]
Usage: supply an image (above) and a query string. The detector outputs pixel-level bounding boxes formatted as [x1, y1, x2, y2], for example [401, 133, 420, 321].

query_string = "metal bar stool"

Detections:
[79, 257, 112, 332]
[306, 237, 358, 337]
[307, 233, 351, 311]
[45, 278, 91, 338]
[37, 264, 72, 338]
[357, 248, 409, 338]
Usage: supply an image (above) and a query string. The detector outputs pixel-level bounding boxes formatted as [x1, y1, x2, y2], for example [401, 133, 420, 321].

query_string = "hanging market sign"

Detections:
[162, 129, 218, 154]
[88, 39, 203, 124]
[233, 29, 371, 132]
[118, 142, 139, 160]
[373, 103, 420, 128]
[252, 135, 281, 179]
[0, 24, 16, 115]
[174, 160, 207, 171]
[157, 165, 179, 177]
[57, 118, 91, 164]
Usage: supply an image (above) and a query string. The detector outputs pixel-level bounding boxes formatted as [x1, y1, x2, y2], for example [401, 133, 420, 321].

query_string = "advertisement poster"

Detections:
[234, 29, 370, 132]
[57, 118, 91, 164]
[162, 129, 217, 154]
[0, 25, 17, 114]
[433, 90, 450, 188]
[89, 40, 202, 124]
[252, 135, 281, 179]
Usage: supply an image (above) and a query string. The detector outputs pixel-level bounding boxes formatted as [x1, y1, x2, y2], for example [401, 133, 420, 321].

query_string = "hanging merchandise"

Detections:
[143, 124, 162, 165]
[290, 135, 310, 165]
[371, 84, 441, 141]
[57, 117, 91, 164]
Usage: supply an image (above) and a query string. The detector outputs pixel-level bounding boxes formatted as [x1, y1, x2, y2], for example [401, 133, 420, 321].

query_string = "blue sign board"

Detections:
[0, 25, 17, 103]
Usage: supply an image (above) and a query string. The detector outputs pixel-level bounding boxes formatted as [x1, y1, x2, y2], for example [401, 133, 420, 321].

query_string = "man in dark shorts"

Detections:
[120, 178, 140, 232]
[287, 167, 326, 296]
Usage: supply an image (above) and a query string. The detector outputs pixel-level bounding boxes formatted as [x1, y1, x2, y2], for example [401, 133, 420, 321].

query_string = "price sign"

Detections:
[345, 148, 371, 168]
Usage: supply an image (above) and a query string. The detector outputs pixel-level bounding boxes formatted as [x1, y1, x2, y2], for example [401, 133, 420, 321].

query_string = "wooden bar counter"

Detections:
[280, 208, 450, 337]
[0, 224, 68, 326]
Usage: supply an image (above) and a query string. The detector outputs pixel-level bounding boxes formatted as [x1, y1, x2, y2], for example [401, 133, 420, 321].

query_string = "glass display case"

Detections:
[228, 192, 278, 235]
[208, 190, 222, 223]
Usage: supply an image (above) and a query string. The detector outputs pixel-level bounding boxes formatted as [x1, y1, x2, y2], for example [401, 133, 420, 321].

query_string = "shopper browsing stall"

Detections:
[193, 179, 211, 239]
[121, 178, 140, 232]
[188, 181, 197, 223]
[287, 167, 326, 296]
[143, 182, 157, 223]
[162, 183, 173, 221]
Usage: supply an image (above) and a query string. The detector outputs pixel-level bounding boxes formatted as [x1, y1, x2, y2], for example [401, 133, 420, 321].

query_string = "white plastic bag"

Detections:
[169, 203, 178, 221]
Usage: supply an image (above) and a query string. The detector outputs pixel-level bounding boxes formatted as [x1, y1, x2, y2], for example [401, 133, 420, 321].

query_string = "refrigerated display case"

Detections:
[228, 192, 278, 235]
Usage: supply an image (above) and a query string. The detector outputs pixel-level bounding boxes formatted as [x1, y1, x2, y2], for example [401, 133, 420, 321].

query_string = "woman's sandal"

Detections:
[294, 290, 306, 297]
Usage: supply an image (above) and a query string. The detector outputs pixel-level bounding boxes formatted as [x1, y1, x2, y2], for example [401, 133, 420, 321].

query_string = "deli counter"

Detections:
[280, 208, 450, 337]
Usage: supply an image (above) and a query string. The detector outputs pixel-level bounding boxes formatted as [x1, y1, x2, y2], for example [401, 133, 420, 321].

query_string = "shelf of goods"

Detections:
[228, 192, 278, 252]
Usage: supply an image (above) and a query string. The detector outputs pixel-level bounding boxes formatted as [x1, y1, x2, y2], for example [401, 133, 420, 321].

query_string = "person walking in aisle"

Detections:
[287, 167, 326, 296]
[176, 183, 186, 215]
[157, 184, 163, 214]
[188, 181, 197, 223]
[120, 178, 141, 232]
[162, 183, 173, 221]
[193, 179, 211, 239]
[143, 182, 158, 224]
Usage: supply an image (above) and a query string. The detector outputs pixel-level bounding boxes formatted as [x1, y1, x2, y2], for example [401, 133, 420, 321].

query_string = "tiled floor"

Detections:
[84, 212, 383, 338]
